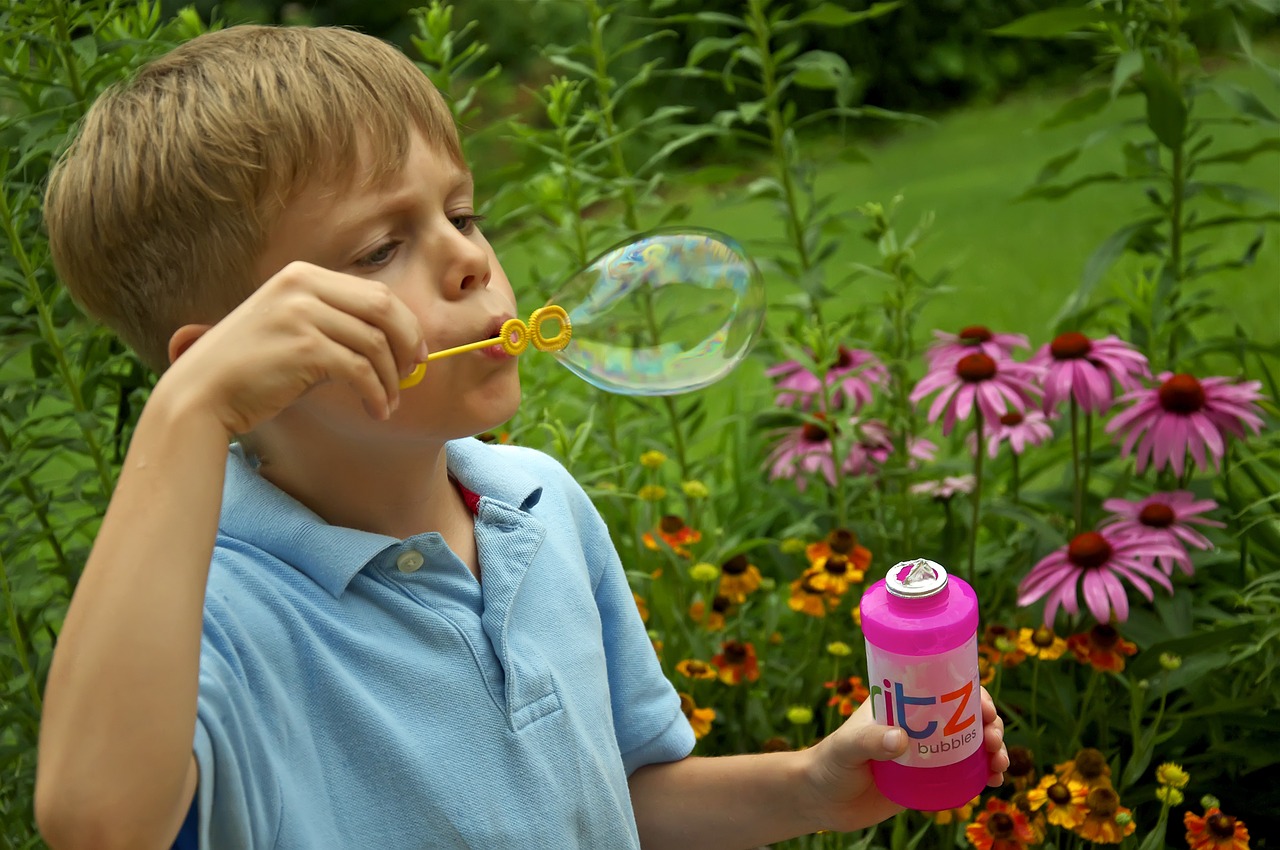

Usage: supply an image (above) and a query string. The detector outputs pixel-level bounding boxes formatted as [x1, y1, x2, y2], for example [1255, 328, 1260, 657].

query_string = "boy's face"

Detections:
[254, 131, 521, 446]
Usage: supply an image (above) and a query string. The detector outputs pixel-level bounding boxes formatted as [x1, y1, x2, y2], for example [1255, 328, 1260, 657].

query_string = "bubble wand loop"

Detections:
[399, 305, 572, 390]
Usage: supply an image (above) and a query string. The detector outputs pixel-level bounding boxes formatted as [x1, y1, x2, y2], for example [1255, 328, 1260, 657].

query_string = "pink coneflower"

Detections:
[1106, 373, 1265, 477]
[927, 325, 1029, 368]
[1030, 332, 1150, 414]
[766, 346, 888, 411]
[766, 414, 855, 491]
[1018, 529, 1184, 624]
[910, 352, 1042, 435]
[974, 409, 1055, 458]
[910, 474, 976, 500]
[1101, 491, 1223, 576]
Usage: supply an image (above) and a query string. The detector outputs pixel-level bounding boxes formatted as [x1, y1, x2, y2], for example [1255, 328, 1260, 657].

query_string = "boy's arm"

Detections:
[628, 692, 1008, 850]
[35, 264, 425, 850]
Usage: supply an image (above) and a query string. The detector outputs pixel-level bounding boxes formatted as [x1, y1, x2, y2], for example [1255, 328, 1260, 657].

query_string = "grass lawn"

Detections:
[500, 58, 1279, 370]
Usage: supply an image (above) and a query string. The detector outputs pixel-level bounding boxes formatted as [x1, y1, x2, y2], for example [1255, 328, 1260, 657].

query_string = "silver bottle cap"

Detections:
[885, 558, 949, 599]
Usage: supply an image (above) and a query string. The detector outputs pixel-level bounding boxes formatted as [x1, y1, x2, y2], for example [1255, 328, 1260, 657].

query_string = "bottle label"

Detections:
[865, 634, 982, 768]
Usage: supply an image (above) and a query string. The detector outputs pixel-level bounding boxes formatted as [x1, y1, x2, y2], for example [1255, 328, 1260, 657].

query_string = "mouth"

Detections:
[479, 315, 518, 360]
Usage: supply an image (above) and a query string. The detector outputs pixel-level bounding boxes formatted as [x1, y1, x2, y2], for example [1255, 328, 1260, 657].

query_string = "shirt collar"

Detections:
[218, 439, 543, 597]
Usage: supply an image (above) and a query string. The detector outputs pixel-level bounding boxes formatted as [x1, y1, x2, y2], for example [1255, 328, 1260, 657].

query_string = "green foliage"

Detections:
[0, 2, 208, 844]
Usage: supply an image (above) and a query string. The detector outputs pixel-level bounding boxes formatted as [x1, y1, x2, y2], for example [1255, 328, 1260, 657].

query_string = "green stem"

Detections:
[585, 0, 640, 231]
[1071, 669, 1102, 748]
[0, 549, 44, 724]
[1165, 0, 1186, 367]
[1070, 398, 1082, 535]
[1030, 659, 1040, 733]
[969, 413, 984, 586]
[1011, 450, 1021, 506]
[1082, 410, 1093, 528]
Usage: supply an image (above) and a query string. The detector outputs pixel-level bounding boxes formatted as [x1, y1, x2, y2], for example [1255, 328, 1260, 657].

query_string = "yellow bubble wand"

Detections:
[399, 304, 572, 390]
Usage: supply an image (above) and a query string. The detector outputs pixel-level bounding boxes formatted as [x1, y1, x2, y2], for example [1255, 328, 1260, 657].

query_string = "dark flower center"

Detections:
[956, 352, 997, 383]
[801, 414, 832, 443]
[1007, 746, 1035, 778]
[722, 554, 749, 575]
[1086, 787, 1119, 816]
[836, 679, 855, 696]
[1158, 373, 1206, 414]
[834, 347, 853, 369]
[1067, 532, 1112, 569]
[1032, 626, 1056, 648]
[828, 528, 856, 554]
[1208, 814, 1238, 839]
[687, 661, 709, 675]
[1051, 331, 1093, 359]
[1090, 624, 1119, 650]
[999, 411, 1025, 427]
[711, 595, 732, 614]
[1139, 503, 1176, 528]
[988, 812, 1016, 839]
[824, 554, 850, 576]
[1047, 782, 1072, 805]
[660, 515, 686, 534]
[721, 642, 748, 664]
[1074, 748, 1109, 780]
[959, 325, 993, 344]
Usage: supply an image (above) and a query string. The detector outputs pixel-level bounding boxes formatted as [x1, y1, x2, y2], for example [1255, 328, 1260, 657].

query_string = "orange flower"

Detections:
[679, 692, 716, 739]
[643, 515, 702, 557]
[1067, 623, 1137, 672]
[806, 528, 872, 573]
[965, 797, 1038, 850]
[675, 658, 719, 681]
[978, 646, 999, 685]
[1055, 747, 1113, 791]
[1005, 745, 1037, 792]
[788, 572, 833, 617]
[634, 592, 649, 624]
[804, 556, 863, 600]
[1185, 806, 1250, 850]
[982, 623, 1028, 668]
[711, 640, 760, 685]
[1017, 625, 1068, 660]
[1073, 787, 1134, 844]
[824, 676, 870, 716]
[718, 554, 763, 602]
[1025, 775, 1088, 828]
[689, 595, 734, 631]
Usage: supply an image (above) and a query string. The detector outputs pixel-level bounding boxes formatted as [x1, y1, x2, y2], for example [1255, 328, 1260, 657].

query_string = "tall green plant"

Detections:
[0, 2, 207, 845]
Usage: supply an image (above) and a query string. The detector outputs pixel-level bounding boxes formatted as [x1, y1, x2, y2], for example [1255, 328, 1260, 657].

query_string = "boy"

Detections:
[34, 25, 1007, 850]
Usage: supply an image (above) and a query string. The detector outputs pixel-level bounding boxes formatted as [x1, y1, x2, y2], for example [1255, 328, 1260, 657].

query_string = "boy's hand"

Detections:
[161, 261, 426, 436]
[802, 686, 1008, 832]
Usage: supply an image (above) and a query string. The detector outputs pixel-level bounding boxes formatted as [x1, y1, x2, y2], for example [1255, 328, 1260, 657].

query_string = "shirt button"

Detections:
[396, 550, 425, 573]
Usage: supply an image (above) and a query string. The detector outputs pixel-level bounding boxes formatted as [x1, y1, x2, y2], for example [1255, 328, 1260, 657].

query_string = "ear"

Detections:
[168, 323, 214, 366]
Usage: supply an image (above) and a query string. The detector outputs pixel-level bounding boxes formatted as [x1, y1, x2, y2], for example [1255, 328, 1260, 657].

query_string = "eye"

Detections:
[356, 240, 400, 269]
[449, 213, 486, 234]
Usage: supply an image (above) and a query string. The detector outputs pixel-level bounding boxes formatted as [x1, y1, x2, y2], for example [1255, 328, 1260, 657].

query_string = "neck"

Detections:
[246, 420, 466, 541]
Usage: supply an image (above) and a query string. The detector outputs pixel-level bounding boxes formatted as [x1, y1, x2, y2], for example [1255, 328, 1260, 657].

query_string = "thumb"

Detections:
[874, 727, 908, 761]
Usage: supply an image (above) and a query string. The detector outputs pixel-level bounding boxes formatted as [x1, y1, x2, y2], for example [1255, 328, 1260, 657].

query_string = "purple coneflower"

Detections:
[974, 409, 1055, 459]
[766, 414, 853, 491]
[1106, 373, 1264, 477]
[910, 475, 976, 500]
[1030, 332, 1150, 414]
[1101, 491, 1223, 576]
[1017, 529, 1184, 624]
[766, 346, 888, 412]
[927, 325, 1029, 368]
[910, 352, 1041, 435]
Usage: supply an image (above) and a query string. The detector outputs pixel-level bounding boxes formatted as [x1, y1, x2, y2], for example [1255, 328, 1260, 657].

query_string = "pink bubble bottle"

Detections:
[860, 558, 986, 811]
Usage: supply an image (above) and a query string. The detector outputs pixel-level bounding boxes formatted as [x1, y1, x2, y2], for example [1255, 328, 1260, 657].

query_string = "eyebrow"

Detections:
[330, 168, 476, 238]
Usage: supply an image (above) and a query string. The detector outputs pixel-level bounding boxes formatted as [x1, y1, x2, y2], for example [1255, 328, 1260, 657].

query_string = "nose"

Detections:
[443, 225, 491, 296]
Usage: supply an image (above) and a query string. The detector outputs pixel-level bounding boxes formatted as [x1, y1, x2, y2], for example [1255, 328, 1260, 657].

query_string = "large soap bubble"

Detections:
[545, 228, 766, 395]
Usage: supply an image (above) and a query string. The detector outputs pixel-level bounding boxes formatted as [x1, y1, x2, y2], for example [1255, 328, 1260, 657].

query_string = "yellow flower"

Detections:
[1055, 747, 1113, 791]
[927, 796, 979, 824]
[788, 572, 832, 618]
[786, 706, 813, 725]
[679, 692, 715, 739]
[1159, 651, 1183, 671]
[779, 536, 808, 555]
[638, 484, 667, 502]
[826, 641, 852, 657]
[851, 603, 861, 627]
[1025, 775, 1088, 829]
[688, 596, 732, 632]
[675, 658, 718, 680]
[1073, 787, 1135, 844]
[1017, 625, 1068, 660]
[1156, 762, 1190, 789]
[717, 554, 762, 602]
[1156, 786, 1184, 806]
[640, 450, 667, 469]
[689, 562, 721, 582]
[681, 479, 709, 499]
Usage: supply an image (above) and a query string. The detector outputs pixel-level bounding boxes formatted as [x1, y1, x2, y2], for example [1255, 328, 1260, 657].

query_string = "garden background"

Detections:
[2, 0, 1278, 848]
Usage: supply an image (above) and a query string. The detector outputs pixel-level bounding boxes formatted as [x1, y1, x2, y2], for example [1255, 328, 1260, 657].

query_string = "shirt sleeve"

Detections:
[190, 586, 283, 848]
[559, 468, 696, 775]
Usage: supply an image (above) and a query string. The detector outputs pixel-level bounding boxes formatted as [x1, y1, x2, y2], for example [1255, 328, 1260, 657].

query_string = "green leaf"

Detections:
[991, 7, 1105, 38]
[1041, 86, 1110, 129]
[1052, 217, 1162, 329]
[1196, 137, 1280, 166]
[789, 50, 851, 91]
[1142, 55, 1187, 150]
[1208, 81, 1280, 124]
[1110, 50, 1143, 99]
[791, 1, 901, 27]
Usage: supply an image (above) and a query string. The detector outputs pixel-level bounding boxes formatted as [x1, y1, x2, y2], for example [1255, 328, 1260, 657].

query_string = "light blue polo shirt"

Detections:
[191, 438, 694, 848]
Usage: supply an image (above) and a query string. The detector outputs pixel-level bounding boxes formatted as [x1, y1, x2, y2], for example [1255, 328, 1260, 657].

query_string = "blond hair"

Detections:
[44, 25, 463, 373]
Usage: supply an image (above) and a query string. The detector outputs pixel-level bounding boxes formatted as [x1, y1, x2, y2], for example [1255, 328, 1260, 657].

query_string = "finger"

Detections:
[305, 307, 405, 413]
[981, 686, 997, 723]
[306, 267, 426, 376]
